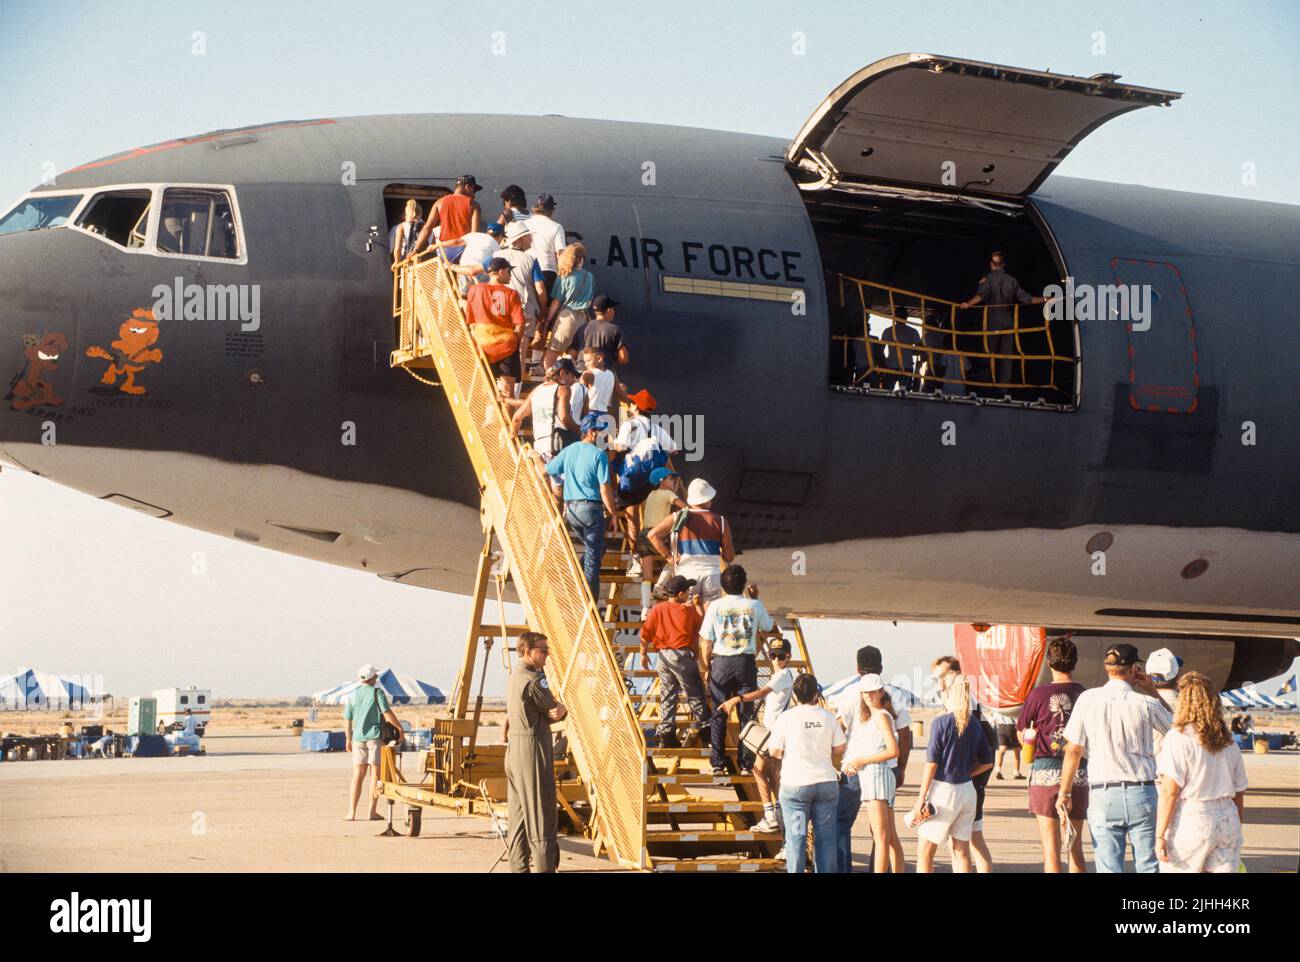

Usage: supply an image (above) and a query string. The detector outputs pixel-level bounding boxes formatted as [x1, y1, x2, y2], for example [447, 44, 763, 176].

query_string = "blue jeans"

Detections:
[779, 781, 839, 874]
[564, 500, 605, 603]
[707, 655, 757, 770]
[835, 773, 862, 872]
[1088, 783, 1159, 873]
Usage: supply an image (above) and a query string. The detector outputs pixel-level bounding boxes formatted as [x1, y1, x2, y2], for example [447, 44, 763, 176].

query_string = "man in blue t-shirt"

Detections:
[545, 413, 618, 602]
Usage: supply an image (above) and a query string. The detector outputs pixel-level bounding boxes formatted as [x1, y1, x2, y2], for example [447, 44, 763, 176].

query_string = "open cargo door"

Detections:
[788, 53, 1180, 201]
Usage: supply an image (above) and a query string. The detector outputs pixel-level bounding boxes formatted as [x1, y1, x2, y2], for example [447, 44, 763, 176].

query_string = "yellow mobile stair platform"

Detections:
[380, 248, 814, 871]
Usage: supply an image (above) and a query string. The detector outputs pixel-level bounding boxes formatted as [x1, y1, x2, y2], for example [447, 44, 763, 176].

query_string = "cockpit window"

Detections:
[77, 189, 152, 249]
[158, 188, 238, 258]
[0, 194, 83, 235]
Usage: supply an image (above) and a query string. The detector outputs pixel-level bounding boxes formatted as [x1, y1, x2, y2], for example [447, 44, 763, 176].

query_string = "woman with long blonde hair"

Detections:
[909, 672, 993, 873]
[1155, 671, 1248, 872]
[537, 241, 594, 370]
[392, 198, 424, 263]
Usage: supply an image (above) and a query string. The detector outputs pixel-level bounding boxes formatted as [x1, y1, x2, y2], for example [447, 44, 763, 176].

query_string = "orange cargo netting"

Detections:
[828, 272, 1074, 398]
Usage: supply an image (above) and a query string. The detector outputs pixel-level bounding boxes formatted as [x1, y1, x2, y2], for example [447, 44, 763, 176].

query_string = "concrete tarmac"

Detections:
[1, 731, 1295, 873]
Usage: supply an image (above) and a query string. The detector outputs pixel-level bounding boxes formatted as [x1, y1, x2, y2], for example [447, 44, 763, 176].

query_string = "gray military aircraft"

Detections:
[2, 54, 1296, 685]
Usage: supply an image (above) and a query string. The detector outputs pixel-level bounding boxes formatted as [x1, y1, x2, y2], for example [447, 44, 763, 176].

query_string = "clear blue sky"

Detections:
[1, 2, 1296, 698]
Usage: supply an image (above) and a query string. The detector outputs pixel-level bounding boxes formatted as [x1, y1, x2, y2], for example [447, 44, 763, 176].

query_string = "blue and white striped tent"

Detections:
[312, 668, 446, 706]
[1220, 686, 1295, 710]
[821, 674, 930, 709]
[0, 668, 101, 710]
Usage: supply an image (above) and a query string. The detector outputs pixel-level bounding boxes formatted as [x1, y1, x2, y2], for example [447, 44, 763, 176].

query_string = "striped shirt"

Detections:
[1062, 678, 1173, 785]
[675, 509, 726, 566]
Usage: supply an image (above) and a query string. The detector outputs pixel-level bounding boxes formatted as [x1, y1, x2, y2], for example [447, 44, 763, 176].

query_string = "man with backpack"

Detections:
[646, 478, 734, 608]
[343, 665, 405, 821]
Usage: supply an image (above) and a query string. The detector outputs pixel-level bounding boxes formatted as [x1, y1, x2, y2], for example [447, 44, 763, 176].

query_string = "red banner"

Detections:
[953, 624, 1047, 711]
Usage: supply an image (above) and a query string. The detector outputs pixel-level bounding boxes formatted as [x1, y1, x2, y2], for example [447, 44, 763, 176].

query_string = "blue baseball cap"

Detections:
[649, 467, 678, 485]
[485, 221, 504, 235]
[580, 412, 606, 435]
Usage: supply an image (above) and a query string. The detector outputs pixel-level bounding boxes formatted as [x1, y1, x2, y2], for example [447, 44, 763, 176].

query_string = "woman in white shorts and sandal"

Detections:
[909, 674, 993, 873]
[841, 673, 906, 873]
[1156, 671, 1248, 873]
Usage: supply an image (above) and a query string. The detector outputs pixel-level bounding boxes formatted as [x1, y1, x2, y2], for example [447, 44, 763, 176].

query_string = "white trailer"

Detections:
[153, 687, 211, 735]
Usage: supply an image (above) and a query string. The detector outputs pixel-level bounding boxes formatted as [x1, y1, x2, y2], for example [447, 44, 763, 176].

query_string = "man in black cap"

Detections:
[575, 294, 629, 374]
[528, 193, 567, 294]
[1056, 643, 1172, 873]
[639, 574, 707, 749]
[412, 174, 483, 256]
[959, 251, 1047, 395]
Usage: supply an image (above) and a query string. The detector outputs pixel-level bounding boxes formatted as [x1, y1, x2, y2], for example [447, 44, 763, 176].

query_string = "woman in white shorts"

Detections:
[908, 674, 993, 873]
[841, 674, 905, 873]
[1156, 671, 1248, 873]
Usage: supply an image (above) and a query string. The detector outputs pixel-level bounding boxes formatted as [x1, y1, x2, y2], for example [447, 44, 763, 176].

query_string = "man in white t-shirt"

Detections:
[453, 221, 503, 292]
[767, 672, 846, 874]
[527, 193, 567, 291]
[717, 637, 796, 834]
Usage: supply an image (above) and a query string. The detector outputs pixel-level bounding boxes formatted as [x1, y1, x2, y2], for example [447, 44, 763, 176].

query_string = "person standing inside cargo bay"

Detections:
[503, 631, 568, 873]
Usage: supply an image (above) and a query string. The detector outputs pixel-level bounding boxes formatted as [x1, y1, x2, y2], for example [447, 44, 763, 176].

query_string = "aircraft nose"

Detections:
[0, 231, 84, 456]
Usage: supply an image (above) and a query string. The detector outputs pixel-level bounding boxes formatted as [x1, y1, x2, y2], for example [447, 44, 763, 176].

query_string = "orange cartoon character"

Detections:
[85, 308, 163, 395]
[6, 332, 70, 410]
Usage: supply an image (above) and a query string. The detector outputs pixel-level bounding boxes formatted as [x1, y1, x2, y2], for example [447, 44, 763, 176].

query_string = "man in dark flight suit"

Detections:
[503, 631, 567, 872]
[959, 251, 1046, 394]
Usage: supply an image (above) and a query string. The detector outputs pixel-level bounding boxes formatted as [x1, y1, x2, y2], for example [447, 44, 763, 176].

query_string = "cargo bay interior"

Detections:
[802, 186, 1076, 408]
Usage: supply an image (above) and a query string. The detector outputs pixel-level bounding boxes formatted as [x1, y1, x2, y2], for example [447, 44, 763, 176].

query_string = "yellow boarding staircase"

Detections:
[389, 248, 813, 871]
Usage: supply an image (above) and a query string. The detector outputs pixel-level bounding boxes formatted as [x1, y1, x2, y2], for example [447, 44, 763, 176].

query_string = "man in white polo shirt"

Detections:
[1057, 643, 1172, 873]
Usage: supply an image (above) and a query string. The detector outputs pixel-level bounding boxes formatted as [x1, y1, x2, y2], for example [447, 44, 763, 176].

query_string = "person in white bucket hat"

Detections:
[647, 477, 734, 608]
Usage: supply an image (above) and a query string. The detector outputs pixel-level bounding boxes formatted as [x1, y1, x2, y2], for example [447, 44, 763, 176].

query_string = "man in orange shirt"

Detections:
[412, 174, 483, 257]
[640, 575, 708, 748]
[466, 258, 526, 395]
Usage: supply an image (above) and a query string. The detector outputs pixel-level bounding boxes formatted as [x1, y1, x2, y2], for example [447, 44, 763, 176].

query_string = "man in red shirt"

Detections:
[466, 258, 526, 395]
[640, 575, 708, 748]
[412, 174, 483, 256]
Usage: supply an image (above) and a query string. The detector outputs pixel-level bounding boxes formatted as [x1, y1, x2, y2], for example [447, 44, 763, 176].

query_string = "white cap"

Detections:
[686, 478, 716, 507]
[858, 673, 884, 694]
[1146, 648, 1181, 683]
[357, 664, 378, 681]
[504, 221, 531, 244]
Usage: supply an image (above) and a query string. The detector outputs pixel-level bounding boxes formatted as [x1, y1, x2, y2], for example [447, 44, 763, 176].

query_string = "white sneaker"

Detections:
[753, 814, 780, 834]
[774, 846, 787, 861]
[626, 558, 643, 579]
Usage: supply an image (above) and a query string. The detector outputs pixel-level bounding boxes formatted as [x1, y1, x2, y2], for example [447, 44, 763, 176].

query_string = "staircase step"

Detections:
[651, 858, 784, 873]
[647, 800, 765, 815]
[646, 773, 757, 787]
[646, 830, 780, 844]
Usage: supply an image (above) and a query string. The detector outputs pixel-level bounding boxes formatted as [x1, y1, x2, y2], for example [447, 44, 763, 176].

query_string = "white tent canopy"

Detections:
[1221, 686, 1295, 710]
[0, 667, 104, 710]
[313, 668, 446, 706]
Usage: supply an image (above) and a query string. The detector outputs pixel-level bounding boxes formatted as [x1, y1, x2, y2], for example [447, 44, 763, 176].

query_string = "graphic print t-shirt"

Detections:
[1018, 682, 1087, 760]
